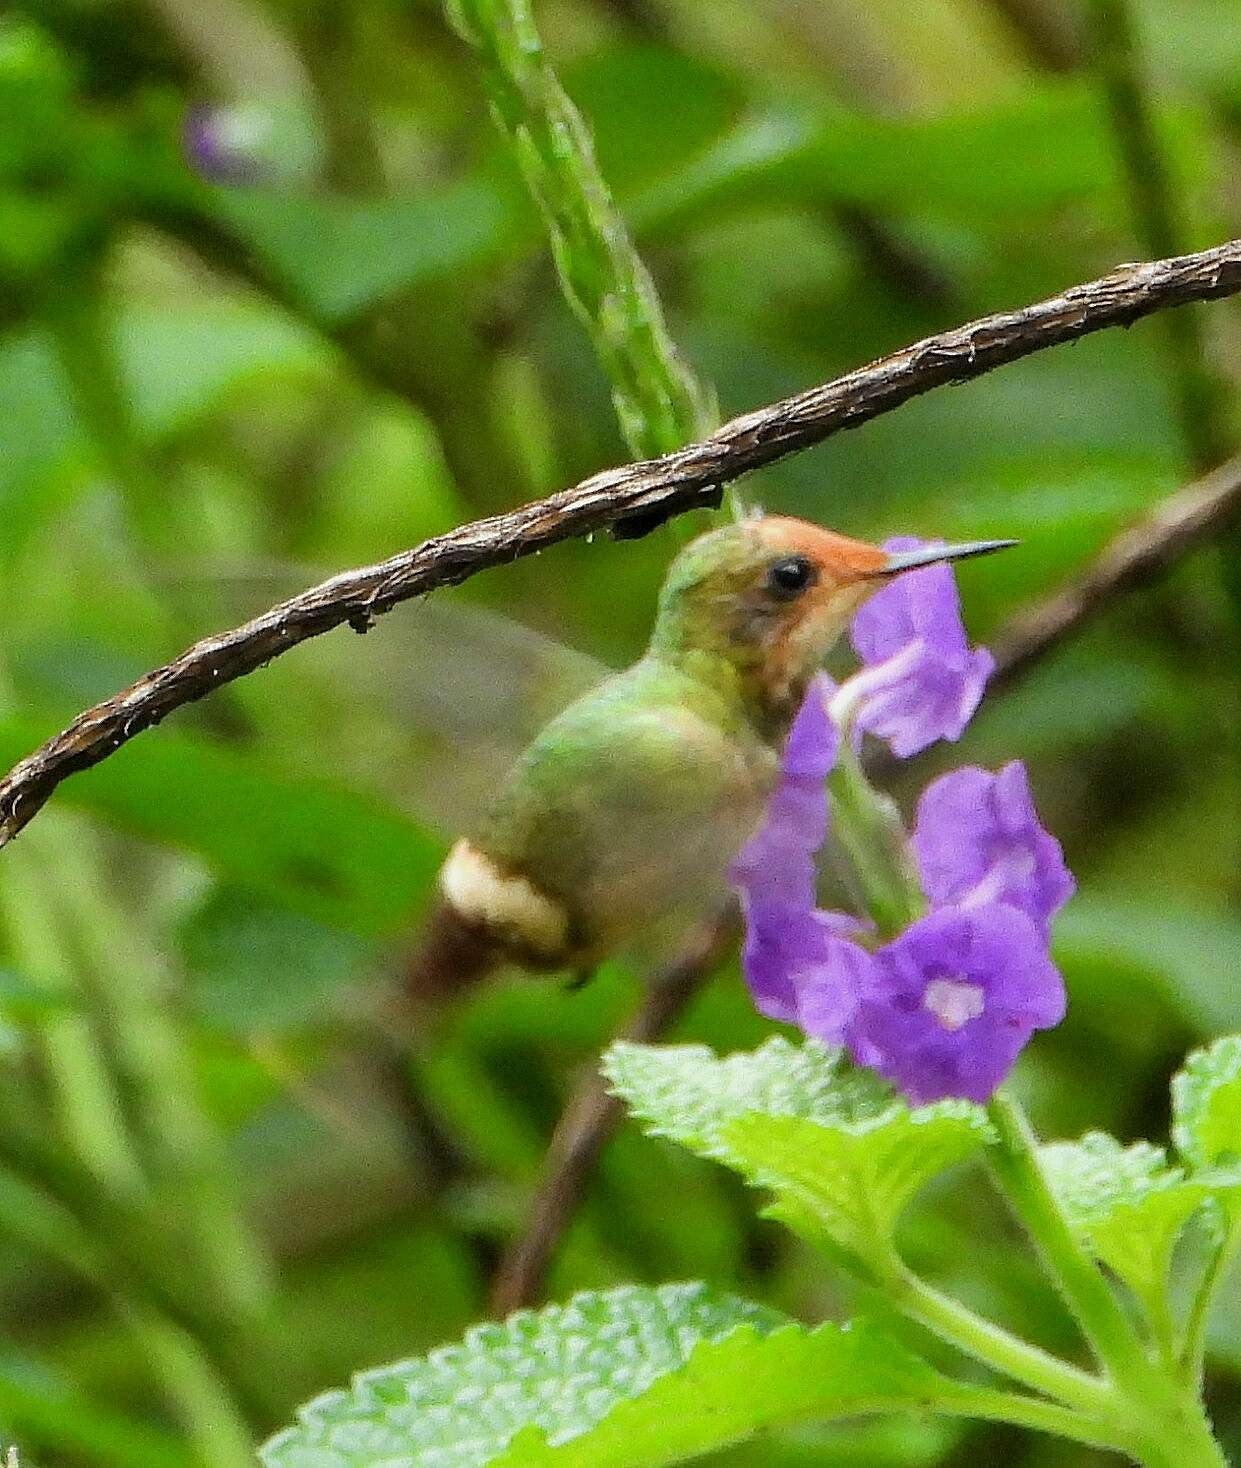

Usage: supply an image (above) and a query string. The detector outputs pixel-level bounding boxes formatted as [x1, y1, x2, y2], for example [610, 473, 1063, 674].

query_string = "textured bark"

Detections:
[3, 240, 1241, 845]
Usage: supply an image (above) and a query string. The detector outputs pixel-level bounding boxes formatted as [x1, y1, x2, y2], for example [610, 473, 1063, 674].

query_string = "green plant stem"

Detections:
[447, 0, 716, 462]
[0, 1111, 273, 1431]
[827, 745, 924, 937]
[0, 811, 270, 1451]
[35, 816, 275, 1324]
[1180, 1212, 1241, 1386]
[986, 1091, 1226, 1468]
[986, 1091, 1151, 1386]
[0, 1363, 193, 1468]
[888, 1266, 1117, 1416]
[1143, 1280, 1179, 1370]
[133, 1309, 258, 1468]
[0, 848, 145, 1197]
[943, 1386, 1140, 1457]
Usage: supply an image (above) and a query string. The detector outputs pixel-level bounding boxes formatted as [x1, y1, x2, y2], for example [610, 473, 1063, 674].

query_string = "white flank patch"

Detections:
[439, 840, 569, 957]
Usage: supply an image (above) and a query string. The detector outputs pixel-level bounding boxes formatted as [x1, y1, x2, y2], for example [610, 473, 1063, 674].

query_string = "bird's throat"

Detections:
[667, 645, 816, 747]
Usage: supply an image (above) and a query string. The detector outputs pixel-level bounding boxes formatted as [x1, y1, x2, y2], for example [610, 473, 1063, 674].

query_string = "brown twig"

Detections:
[985, 0, 1081, 72]
[989, 453, 1241, 687]
[3, 240, 1241, 846]
[488, 914, 735, 1316]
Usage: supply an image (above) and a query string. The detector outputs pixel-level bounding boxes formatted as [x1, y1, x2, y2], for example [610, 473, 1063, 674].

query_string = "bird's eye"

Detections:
[765, 555, 817, 599]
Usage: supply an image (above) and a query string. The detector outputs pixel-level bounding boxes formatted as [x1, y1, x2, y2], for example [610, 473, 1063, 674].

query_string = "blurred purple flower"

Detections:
[846, 903, 1065, 1105]
[183, 104, 263, 184]
[844, 536, 994, 758]
[183, 99, 321, 187]
[912, 762, 1075, 932]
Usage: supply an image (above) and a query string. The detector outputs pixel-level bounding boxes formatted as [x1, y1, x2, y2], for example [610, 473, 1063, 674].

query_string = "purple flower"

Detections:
[846, 903, 1066, 1105]
[730, 676, 837, 910]
[912, 762, 1075, 932]
[731, 677, 855, 1023]
[739, 901, 864, 1032]
[183, 105, 264, 183]
[845, 537, 994, 758]
[182, 99, 322, 186]
[730, 668, 1071, 1105]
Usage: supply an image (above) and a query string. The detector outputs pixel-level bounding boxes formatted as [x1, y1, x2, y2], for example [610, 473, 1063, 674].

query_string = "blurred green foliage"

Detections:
[1, 0, 1240, 1464]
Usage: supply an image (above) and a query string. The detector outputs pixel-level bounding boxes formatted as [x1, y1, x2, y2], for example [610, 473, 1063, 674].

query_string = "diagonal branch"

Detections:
[988, 451, 1241, 686]
[488, 912, 735, 1317]
[2, 239, 1241, 846]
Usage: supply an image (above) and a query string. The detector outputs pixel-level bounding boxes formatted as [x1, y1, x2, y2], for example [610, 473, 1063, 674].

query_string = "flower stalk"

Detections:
[826, 744, 923, 938]
[730, 547, 1228, 1463]
[822, 750, 1228, 1467]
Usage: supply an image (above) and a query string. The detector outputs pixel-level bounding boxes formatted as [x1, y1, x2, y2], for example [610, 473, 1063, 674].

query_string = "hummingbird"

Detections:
[410, 516, 1011, 999]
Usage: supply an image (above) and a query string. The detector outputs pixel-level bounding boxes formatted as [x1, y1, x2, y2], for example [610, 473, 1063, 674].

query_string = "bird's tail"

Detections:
[405, 899, 502, 1005]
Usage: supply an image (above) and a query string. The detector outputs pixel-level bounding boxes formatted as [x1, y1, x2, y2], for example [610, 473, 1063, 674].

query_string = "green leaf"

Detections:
[0, 716, 442, 940]
[179, 887, 368, 1033]
[1173, 1036, 1241, 1170]
[632, 83, 1202, 233]
[566, 44, 742, 195]
[603, 1038, 990, 1265]
[114, 302, 331, 435]
[1041, 1133, 1214, 1310]
[260, 1283, 959, 1468]
[723, 1111, 988, 1267]
[0, 966, 77, 1021]
[213, 180, 523, 323]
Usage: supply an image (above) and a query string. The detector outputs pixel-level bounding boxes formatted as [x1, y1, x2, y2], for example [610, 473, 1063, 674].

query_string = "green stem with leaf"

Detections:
[446, 0, 715, 461]
[984, 1093, 1225, 1468]
[884, 1266, 1116, 1417]
[984, 1091, 1153, 1388]
[834, 756, 1229, 1467]
[1180, 1211, 1241, 1387]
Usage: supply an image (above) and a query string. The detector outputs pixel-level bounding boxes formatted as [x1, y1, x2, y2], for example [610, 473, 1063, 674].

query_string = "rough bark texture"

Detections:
[2, 240, 1241, 845]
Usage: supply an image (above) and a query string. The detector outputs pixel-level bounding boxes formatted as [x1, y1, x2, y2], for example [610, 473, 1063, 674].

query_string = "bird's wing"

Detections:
[172, 561, 609, 832]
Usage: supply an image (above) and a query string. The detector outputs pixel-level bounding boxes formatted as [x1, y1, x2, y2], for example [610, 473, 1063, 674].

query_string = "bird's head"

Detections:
[650, 515, 1012, 732]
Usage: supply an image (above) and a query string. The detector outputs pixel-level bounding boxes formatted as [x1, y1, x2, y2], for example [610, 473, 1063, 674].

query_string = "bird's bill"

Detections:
[874, 539, 1019, 576]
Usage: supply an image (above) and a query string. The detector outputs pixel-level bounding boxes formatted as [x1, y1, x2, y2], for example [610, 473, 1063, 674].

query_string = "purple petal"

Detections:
[912, 762, 1075, 929]
[738, 897, 865, 1027]
[730, 676, 838, 906]
[846, 903, 1065, 1105]
[737, 896, 811, 1022]
[845, 537, 994, 760]
[853, 643, 993, 759]
[851, 538, 970, 665]
[731, 677, 850, 1022]
[781, 675, 839, 779]
[796, 935, 875, 1044]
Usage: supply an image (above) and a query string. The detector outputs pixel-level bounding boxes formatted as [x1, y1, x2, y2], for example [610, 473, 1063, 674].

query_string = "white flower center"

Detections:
[923, 978, 985, 1033]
